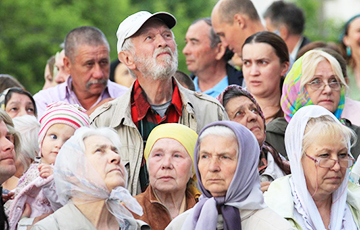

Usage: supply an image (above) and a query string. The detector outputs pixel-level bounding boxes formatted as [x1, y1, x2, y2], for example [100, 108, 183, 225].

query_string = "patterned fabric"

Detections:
[131, 79, 182, 143]
[281, 54, 346, 122]
[38, 102, 90, 156]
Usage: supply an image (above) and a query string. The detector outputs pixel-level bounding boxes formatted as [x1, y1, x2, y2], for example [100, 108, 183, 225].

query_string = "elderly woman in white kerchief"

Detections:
[265, 105, 360, 230]
[32, 127, 148, 230]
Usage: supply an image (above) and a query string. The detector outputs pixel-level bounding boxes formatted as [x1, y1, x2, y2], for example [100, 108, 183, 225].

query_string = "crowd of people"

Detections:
[1, 0, 360, 229]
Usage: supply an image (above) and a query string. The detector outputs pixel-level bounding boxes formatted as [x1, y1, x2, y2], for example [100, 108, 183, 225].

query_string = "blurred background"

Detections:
[0, 0, 357, 94]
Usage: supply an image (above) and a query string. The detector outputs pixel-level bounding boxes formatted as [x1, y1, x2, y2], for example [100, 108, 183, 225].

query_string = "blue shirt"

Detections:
[193, 76, 228, 98]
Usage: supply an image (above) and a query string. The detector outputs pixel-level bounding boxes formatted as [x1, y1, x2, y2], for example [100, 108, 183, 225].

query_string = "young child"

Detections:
[8, 102, 90, 230]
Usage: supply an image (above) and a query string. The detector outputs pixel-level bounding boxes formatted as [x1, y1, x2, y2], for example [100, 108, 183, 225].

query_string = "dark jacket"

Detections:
[266, 117, 360, 159]
[190, 64, 244, 86]
[0, 187, 9, 230]
[131, 185, 197, 230]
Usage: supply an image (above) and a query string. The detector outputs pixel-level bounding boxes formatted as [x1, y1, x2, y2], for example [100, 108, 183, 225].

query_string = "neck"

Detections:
[196, 62, 227, 92]
[153, 187, 186, 219]
[253, 92, 281, 123]
[72, 85, 100, 110]
[75, 200, 119, 229]
[137, 76, 173, 105]
[286, 35, 302, 54]
[313, 195, 332, 228]
[1, 176, 18, 191]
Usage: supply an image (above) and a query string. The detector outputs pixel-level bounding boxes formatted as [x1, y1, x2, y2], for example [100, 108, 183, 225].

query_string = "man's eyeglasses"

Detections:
[304, 153, 354, 168]
[306, 78, 342, 91]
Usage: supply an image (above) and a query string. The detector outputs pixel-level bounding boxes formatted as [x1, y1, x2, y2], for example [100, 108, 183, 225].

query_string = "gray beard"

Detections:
[135, 47, 178, 81]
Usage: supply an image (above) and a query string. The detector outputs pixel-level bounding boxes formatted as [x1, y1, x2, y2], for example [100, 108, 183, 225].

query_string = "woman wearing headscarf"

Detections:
[264, 105, 360, 229]
[217, 85, 290, 192]
[266, 49, 360, 159]
[32, 127, 148, 230]
[131, 123, 199, 230]
[166, 121, 292, 230]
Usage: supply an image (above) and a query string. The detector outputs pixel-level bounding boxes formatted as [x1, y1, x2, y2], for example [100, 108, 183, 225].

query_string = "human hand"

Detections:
[2, 192, 14, 203]
[260, 181, 271, 193]
[38, 164, 53, 179]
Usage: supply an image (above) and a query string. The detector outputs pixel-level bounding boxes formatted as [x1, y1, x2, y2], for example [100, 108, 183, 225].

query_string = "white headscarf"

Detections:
[285, 105, 352, 230]
[54, 127, 143, 229]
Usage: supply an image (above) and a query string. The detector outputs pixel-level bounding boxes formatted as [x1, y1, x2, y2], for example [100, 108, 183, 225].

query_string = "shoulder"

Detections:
[107, 80, 130, 97]
[90, 90, 131, 127]
[266, 117, 288, 134]
[34, 83, 65, 99]
[242, 208, 294, 230]
[165, 209, 192, 230]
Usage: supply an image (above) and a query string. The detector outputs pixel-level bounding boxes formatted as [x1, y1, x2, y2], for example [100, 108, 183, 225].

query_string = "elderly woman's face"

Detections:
[148, 138, 193, 193]
[225, 96, 265, 145]
[301, 133, 348, 197]
[84, 135, 126, 191]
[305, 61, 341, 113]
[6, 93, 35, 118]
[198, 134, 238, 197]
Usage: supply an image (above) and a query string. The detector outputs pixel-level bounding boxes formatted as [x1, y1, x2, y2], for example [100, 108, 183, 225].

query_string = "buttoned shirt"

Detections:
[34, 77, 128, 118]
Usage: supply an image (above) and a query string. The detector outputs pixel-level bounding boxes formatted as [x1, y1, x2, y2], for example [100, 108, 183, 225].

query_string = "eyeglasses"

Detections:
[306, 78, 342, 91]
[304, 153, 354, 168]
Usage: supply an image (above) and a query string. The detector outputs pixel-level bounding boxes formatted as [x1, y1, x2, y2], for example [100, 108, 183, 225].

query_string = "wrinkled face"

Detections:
[114, 62, 134, 88]
[6, 93, 36, 118]
[225, 96, 265, 145]
[343, 17, 360, 57]
[183, 21, 219, 74]
[198, 134, 238, 197]
[305, 61, 341, 113]
[130, 19, 178, 80]
[242, 42, 288, 98]
[43, 63, 56, 90]
[66, 44, 110, 97]
[211, 9, 244, 55]
[54, 50, 69, 84]
[148, 138, 193, 194]
[41, 124, 75, 165]
[84, 135, 126, 191]
[301, 134, 348, 197]
[0, 121, 16, 182]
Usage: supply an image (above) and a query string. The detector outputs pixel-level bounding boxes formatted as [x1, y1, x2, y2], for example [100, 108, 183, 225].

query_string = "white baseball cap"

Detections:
[116, 11, 176, 54]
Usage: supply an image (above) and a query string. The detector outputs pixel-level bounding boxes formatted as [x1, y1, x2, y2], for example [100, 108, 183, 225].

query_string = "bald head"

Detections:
[215, 0, 260, 24]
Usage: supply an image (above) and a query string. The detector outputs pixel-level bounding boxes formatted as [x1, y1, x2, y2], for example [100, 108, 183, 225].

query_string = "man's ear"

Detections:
[118, 51, 136, 70]
[215, 42, 226, 61]
[63, 56, 71, 74]
[233, 14, 246, 29]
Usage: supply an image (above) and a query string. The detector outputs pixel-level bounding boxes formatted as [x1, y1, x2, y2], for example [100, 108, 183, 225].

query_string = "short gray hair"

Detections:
[65, 26, 109, 62]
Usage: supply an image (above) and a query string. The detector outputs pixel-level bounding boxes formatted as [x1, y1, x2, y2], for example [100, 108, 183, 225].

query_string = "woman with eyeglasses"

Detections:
[266, 49, 360, 159]
[264, 105, 360, 230]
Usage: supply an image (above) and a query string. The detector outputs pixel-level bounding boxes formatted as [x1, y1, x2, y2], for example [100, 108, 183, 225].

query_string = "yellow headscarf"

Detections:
[144, 123, 200, 199]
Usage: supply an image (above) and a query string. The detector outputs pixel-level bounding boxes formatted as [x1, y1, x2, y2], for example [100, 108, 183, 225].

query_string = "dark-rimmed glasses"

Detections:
[304, 153, 354, 168]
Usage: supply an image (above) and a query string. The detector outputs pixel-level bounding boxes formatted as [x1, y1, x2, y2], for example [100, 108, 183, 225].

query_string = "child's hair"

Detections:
[38, 102, 90, 156]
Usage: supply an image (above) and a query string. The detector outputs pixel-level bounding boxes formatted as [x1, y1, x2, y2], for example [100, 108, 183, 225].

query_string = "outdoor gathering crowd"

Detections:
[1, 0, 360, 229]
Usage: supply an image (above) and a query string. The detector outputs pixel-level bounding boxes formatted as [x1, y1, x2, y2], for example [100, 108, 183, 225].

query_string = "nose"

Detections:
[182, 42, 190, 56]
[161, 155, 173, 169]
[250, 63, 259, 76]
[92, 63, 104, 79]
[157, 35, 167, 48]
[321, 83, 333, 94]
[18, 108, 27, 117]
[246, 110, 258, 122]
[1, 137, 14, 153]
[110, 151, 121, 164]
[54, 72, 66, 84]
[208, 158, 220, 172]
[331, 160, 341, 171]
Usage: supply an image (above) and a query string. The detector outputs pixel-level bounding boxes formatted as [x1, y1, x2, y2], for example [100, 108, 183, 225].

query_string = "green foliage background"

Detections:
[0, 0, 342, 94]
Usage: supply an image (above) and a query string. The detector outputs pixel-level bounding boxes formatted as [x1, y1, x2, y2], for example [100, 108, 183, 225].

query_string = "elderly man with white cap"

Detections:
[90, 11, 228, 195]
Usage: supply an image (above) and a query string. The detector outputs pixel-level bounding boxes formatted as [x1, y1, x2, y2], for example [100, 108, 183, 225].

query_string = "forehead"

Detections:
[187, 20, 211, 37]
[135, 18, 170, 36]
[152, 138, 187, 151]
[74, 44, 109, 60]
[84, 135, 112, 147]
[227, 96, 254, 108]
[8, 92, 31, 102]
[242, 42, 276, 57]
[349, 17, 360, 31]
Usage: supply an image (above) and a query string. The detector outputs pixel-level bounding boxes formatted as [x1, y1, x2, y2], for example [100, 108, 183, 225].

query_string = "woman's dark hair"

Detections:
[4, 88, 37, 117]
[0, 74, 24, 93]
[243, 31, 289, 64]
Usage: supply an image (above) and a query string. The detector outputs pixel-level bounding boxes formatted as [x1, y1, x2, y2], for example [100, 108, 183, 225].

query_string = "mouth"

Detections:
[249, 126, 260, 132]
[250, 80, 261, 85]
[159, 176, 174, 180]
[157, 52, 171, 58]
[0, 155, 15, 162]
